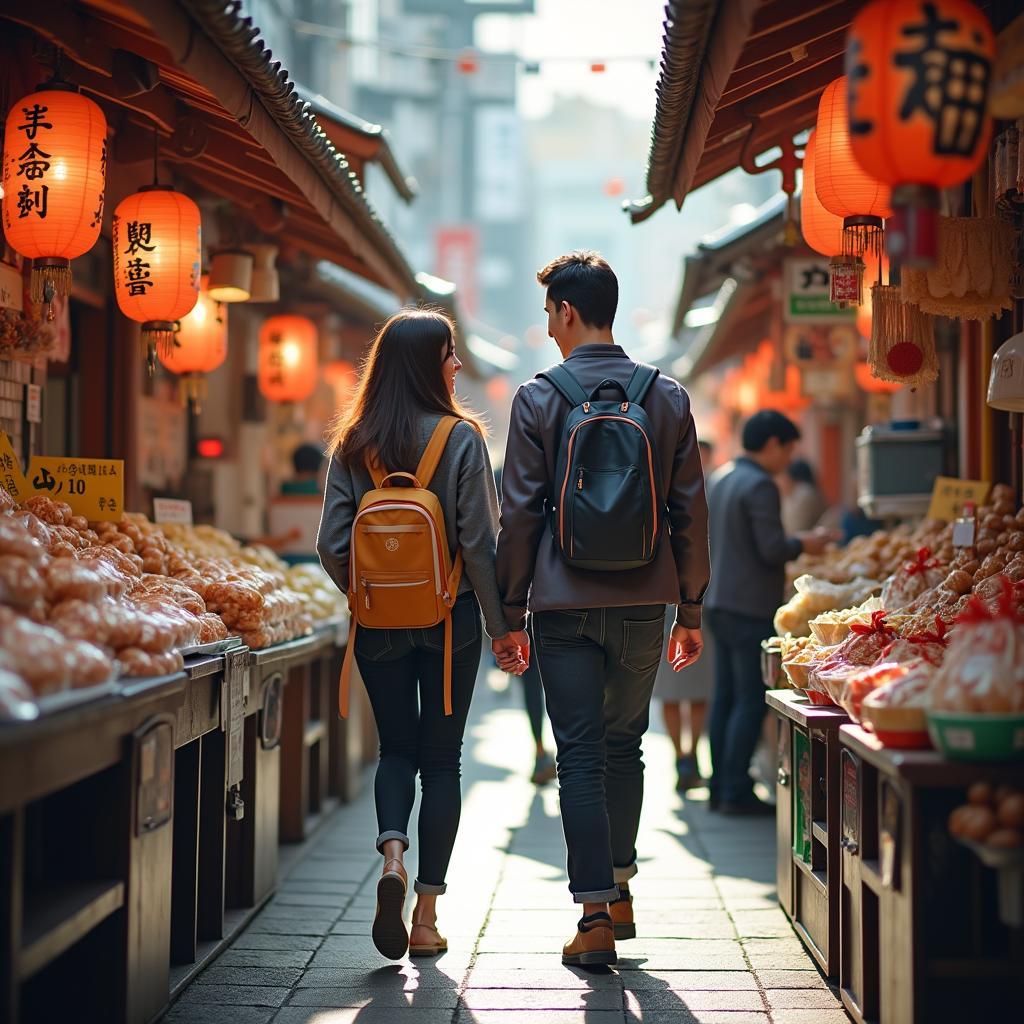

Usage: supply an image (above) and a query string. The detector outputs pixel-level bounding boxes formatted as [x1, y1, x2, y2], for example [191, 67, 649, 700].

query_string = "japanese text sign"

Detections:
[0, 432, 29, 501]
[927, 476, 991, 522]
[26, 455, 124, 521]
[783, 258, 855, 324]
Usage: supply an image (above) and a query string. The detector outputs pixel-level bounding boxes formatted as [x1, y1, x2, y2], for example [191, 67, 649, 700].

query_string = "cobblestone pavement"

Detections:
[166, 672, 848, 1024]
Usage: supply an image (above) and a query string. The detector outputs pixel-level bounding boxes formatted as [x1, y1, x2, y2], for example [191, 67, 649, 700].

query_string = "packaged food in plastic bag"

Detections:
[930, 578, 1024, 714]
[881, 547, 948, 610]
[774, 574, 881, 637]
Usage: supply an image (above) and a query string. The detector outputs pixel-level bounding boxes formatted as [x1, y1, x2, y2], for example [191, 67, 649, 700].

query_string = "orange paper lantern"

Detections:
[799, 130, 844, 257]
[1, 85, 107, 317]
[113, 185, 201, 370]
[158, 275, 227, 410]
[323, 359, 359, 411]
[847, 0, 995, 266]
[259, 315, 318, 403]
[814, 77, 892, 255]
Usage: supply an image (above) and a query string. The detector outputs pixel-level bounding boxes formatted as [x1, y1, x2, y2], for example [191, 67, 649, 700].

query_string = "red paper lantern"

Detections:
[814, 77, 892, 257]
[1, 84, 107, 318]
[799, 130, 844, 257]
[158, 275, 226, 410]
[259, 315, 318, 403]
[113, 185, 201, 371]
[847, 0, 995, 266]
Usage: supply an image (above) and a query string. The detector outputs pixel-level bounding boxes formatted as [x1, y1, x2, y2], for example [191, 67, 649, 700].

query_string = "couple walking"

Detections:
[316, 251, 710, 967]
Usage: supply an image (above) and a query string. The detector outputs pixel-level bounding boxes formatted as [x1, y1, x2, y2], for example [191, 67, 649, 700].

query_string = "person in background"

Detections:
[779, 458, 828, 535]
[704, 411, 836, 815]
[654, 438, 715, 793]
[281, 443, 325, 495]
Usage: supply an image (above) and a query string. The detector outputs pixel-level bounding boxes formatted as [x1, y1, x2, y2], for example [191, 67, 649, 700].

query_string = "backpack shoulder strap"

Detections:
[415, 416, 463, 488]
[537, 364, 588, 407]
[625, 364, 659, 405]
[365, 455, 386, 489]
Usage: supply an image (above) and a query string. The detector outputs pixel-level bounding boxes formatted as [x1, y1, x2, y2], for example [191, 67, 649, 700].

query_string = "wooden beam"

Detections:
[723, 27, 849, 101]
[737, 2, 856, 68]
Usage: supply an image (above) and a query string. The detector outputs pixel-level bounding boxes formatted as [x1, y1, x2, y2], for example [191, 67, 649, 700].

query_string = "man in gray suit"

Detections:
[705, 411, 835, 815]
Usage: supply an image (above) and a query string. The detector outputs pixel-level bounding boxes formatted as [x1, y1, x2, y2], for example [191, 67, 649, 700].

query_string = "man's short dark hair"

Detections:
[742, 411, 801, 453]
[536, 250, 618, 329]
[787, 458, 816, 485]
[293, 443, 323, 475]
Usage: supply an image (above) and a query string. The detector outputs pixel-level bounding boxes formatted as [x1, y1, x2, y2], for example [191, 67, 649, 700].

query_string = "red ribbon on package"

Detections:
[850, 610, 895, 639]
[905, 615, 950, 647]
[903, 546, 941, 577]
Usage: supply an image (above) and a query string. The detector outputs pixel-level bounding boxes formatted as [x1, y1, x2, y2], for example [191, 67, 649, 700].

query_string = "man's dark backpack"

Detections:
[540, 363, 664, 571]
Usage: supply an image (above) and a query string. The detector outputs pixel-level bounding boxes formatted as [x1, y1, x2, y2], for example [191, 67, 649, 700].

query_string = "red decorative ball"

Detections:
[886, 342, 924, 377]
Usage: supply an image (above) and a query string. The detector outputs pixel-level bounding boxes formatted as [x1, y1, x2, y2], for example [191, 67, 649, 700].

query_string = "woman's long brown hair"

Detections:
[326, 307, 485, 474]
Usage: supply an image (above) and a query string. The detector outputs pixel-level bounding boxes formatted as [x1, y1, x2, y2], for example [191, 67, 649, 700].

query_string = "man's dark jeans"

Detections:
[705, 607, 774, 805]
[355, 593, 482, 895]
[533, 605, 665, 903]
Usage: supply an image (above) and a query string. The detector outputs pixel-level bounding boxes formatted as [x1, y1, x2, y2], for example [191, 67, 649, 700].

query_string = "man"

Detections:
[704, 411, 834, 816]
[496, 251, 709, 966]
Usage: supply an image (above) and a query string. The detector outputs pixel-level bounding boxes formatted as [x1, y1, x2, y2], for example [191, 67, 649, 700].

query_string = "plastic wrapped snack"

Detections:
[774, 574, 881, 637]
[837, 662, 911, 722]
[881, 547, 948, 610]
[930, 580, 1024, 714]
[861, 659, 937, 743]
[0, 612, 74, 696]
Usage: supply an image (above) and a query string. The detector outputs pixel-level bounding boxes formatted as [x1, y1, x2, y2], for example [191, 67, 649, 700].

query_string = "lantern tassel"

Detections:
[869, 285, 939, 388]
[178, 373, 208, 414]
[142, 321, 178, 376]
[30, 259, 71, 322]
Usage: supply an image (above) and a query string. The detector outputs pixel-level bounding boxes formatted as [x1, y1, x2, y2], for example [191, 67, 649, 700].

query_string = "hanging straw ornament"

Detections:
[869, 285, 938, 388]
[900, 216, 1015, 320]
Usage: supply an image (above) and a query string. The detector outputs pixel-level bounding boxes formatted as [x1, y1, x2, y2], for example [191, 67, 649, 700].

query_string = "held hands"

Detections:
[493, 630, 530, 676]
[668, 624, 703, 673]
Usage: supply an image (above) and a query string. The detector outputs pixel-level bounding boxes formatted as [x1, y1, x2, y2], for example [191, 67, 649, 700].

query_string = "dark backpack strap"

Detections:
[538, 364, 589, 407]
[625, 364, 659, 405]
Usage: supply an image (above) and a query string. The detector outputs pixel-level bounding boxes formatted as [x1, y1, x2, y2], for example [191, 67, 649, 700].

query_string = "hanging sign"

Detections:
[0, 431, 29, 500]
[26, 454, 124, 521]
[927, 477, 991, 523]
[783, 258, 855, 323]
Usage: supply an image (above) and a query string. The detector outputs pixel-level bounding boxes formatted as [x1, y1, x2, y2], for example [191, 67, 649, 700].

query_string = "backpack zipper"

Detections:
[559, 416, 658, 557]
[360, 576, 430, 610]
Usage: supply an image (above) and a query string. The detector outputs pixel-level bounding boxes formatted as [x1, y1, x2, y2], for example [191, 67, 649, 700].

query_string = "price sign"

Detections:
[0, 432, 29, 501]
[26, 455, 125, 522]
[153, 497, 193, 526]
[927, 477, 991, 523]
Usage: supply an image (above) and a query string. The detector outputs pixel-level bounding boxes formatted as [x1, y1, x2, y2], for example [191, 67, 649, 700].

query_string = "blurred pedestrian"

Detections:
[497, 251, 709, 965]
[654, 438, 715, 792]
[705, 411, 835, 816]
[317, 308, 526, 962]
[779, 458, 828, 534]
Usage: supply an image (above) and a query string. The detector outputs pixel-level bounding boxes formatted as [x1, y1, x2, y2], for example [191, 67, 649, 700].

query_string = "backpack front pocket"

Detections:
[357, 571, 438, 629]
[568, 465, 650, 564]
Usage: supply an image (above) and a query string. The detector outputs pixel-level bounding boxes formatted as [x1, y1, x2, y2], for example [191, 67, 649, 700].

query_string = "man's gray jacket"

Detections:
[495, 343, 710, 632]
[705, 456, 803, 621]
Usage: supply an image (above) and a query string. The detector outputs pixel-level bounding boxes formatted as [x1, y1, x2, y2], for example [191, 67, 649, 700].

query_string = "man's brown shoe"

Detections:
[609, 889, 635, 940]
[561, 911, 617, 966]
[372, 859, 408, 960]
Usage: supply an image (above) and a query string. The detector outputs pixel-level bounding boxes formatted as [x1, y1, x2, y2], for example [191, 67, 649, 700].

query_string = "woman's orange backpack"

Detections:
[338, 417, 465, 718]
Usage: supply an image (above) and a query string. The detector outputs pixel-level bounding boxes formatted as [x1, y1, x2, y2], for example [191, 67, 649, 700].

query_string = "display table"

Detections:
[766, 689, 849, 979]
[837, 725, 1024, 1024]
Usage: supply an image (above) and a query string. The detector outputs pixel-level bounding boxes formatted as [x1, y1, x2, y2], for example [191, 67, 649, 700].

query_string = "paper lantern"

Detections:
[848, 0, 994, 265]
[158, 275, 227, 410]
[799, 130, 844, 257]
[1, 85, 107, 319]
[113, 185, 201, 371]
[323, 359, 358, 411]
[814, 77, 892, 260]
[259, 315, 318, 403]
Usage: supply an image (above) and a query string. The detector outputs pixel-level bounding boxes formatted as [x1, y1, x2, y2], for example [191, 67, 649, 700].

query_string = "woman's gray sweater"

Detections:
[316, 414, 510, 639]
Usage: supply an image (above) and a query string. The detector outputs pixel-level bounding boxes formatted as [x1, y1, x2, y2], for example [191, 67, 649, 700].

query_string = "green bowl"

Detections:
[926, 711, 1024, 761]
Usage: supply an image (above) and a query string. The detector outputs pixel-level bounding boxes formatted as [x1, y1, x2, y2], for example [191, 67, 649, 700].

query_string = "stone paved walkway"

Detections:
[165, 672, 848, 1024]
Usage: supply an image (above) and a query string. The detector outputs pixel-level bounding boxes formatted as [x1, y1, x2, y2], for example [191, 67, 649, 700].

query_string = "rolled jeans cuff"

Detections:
[376, 830, 409, 853]
[572, 885, 620, 904]
[414, 878, 447, 895]
[614, 862, 638, 884]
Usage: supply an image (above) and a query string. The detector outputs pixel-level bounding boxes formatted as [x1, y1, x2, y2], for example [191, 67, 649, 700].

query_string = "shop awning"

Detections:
[627, 0, 858, 223]
[0, 0, 421, 298]
[294, 86, 417, 204]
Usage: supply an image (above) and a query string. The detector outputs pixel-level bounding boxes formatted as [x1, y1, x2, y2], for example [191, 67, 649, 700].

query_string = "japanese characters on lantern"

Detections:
[112, 186, 202, 372]
[258, 315, 319, 403]
[847, 0, 995, 266]
[1, 85, 107, 318]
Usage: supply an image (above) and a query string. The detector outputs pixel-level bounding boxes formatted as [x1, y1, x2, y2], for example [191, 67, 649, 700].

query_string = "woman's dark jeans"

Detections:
[355, 592, 482, 895]
[705, 608, 774, 806]
[533, 605, 665, 903]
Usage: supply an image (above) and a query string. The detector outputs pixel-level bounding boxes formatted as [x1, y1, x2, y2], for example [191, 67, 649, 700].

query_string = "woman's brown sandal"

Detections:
[372, 859, 409, 960]
[409, 920, 448, 957]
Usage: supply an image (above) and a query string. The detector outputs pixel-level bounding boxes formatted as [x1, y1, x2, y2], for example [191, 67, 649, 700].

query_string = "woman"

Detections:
[317, 308, 525, 961]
